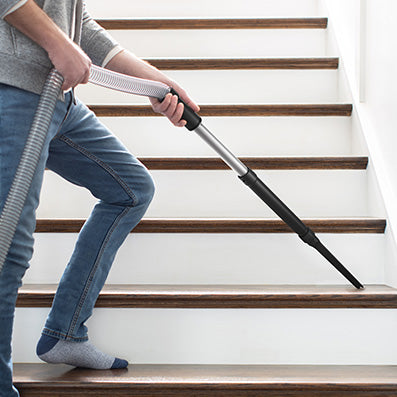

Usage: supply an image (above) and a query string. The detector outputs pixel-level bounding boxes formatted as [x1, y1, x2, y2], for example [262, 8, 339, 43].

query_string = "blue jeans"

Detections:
[0, 83, 155, 396]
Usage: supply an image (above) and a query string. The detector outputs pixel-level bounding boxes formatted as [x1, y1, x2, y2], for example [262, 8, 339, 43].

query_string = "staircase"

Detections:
[13, 0, 397, 395]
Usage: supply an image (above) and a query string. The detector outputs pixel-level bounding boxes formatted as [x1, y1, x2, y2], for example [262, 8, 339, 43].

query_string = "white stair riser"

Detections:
[97, 117, 353, 157]
[13, 308, 397, 364]
[25, 234, 385, 284]
[37, 170, 368, 218]
[77, 70, 340, 104]
[86, 0, 320, 18]
[107, 30, 327, 58]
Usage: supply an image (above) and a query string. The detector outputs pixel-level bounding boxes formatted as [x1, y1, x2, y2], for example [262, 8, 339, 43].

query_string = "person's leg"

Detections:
[36, 97, 154, 368]
[0, 84, 71, 396]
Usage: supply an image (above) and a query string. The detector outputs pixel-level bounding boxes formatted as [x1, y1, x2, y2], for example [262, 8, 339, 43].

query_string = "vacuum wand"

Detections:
[89, 65, 363, 288]
[168, 88, 364, 290]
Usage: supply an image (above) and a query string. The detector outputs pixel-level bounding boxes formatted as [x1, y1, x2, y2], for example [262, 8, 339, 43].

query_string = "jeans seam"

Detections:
[51, 94, 74, 140]
[42, 327, 88, 342]
[66, 206, 132, 339]
[57, 134, 138, 206]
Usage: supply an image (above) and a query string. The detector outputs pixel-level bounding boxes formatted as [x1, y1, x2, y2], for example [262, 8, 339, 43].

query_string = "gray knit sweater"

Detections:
[0, 0, 121, 95]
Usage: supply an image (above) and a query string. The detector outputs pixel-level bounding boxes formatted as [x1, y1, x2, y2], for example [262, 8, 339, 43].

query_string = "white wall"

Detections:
[321, 0, 397, 285]
[323, 1, 361, 93]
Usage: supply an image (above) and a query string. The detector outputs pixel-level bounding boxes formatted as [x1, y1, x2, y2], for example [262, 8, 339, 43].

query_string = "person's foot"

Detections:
[36, 334, 128, 369]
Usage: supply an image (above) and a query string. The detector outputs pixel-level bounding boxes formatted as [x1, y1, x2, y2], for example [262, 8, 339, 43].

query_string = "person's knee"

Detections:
[115, 169, 155, 209]
[136, 171, 155, 209]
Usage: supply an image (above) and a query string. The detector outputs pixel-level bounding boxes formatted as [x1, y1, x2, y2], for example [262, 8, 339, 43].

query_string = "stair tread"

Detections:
[13, 363, 397, 394]
[143, 57, 339, 70]
[134, 156, 367, 170]
[16, 284, 397, 309]
[96, 17, 329, 30]
[34, 218, 386, 234]
[89, 104, 353, 117]
[45, 156, 368, 170]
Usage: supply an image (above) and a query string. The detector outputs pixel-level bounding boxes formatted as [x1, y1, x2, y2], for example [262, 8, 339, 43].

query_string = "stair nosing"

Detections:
[34, 218, 387, 234]
[88, 104, 353, 118]
[96, 17, 329, 30]
[135, 156, 368, 170]
[13, 363, 397, 395]
[16, 284, 397, 309]
[45, 156, 368, 171]
[143, 57, 339, 70]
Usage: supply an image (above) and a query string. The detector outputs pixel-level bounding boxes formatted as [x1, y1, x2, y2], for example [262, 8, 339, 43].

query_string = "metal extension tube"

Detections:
[0, 65, 364, 289]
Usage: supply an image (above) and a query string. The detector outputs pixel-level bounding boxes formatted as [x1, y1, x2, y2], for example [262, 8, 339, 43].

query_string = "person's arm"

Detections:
[106, 50, 200, 127]
[79, 4, 199, 128]
[3, 0, 91, 91]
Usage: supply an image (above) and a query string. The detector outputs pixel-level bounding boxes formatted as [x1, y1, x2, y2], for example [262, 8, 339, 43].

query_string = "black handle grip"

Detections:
[163, 88, 202, 131]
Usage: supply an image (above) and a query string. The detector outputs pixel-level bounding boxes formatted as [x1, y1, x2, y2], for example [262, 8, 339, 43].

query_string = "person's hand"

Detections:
[4, 0, 91, 91]
[149, 81, 200, 127]
[47, 38, 92, 91]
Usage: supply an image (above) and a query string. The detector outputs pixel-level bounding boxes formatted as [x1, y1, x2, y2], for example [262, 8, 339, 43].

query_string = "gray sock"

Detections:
[37, 335, 128, 369]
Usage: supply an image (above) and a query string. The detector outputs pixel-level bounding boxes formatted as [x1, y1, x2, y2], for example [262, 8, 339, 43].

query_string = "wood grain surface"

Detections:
[88, 104, 353, 118]
[34, 218, 386, 234]
[96, 18, 328, 30]
[144, 57, 339, 70]
[14, 363, 397, 396]
[137, 157, 367, 170]
[16, 284, 397, 308]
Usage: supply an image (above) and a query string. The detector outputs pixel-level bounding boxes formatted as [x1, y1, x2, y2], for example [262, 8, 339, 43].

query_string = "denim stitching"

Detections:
[51, 94, 74, 141]
[58, 134, 138, 206]
[67, 206, 132, 339]
[42, 327, 88, 342]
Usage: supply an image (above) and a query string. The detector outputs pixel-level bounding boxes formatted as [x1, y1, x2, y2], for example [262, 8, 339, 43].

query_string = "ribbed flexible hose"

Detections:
[0, 69, 64, 274]
[89, 65, 171, 99]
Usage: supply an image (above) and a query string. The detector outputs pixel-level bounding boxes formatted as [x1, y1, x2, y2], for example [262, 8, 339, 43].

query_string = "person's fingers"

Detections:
[185, 98, 200, 112]
[49, 40, 92, 90]
[162, 94, 178, 117]
[155, 93, 172, 113]
[62, 78, 71, 91]
[150, 88, 197, 128]
[170, 102, 185, 126]
[170, 85, 200, 113]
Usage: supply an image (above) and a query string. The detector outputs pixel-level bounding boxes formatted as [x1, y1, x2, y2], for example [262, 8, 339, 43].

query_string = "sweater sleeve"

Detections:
[0, 0, 27, 18]
[80, 2, 123, 67]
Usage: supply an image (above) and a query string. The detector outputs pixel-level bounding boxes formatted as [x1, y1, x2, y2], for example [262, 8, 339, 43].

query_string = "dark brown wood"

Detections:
[96, 18, 328, 30]
[14, 363, 397, 396]
[88, 104, 353, 118]
[138, 157, 367, 170]
[145, 57, 339, 70]
[44, 156, 367, 172]
[34, 219, 386, 234]
[16, 284, 397, 309]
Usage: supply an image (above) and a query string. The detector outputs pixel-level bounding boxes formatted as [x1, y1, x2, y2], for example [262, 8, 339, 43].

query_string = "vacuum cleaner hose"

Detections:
[89, 65, 171, 99]
[0, 69, 63, 274]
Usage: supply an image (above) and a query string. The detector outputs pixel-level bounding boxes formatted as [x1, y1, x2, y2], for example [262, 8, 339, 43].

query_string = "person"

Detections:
[0, 0, 200, 395]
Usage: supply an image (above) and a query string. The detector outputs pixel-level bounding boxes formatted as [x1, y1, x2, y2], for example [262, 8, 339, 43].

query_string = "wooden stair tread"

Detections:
[144, 57, 339, 70]
[16, 284, 397, 308]
[13, 363, 397, 396]
[88, 104, 353, 117]
[135, 156, 367, 170]
[35, 218, 386, 234]
[45, 156, 368, 171]
[96, 17, 328, 30]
